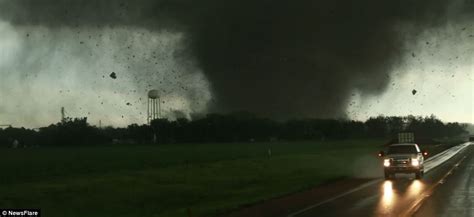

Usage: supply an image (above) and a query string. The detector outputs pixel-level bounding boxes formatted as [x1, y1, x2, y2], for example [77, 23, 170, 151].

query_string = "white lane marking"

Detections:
[402, 156, 468, 217]
[287, 142, 472, 217]
[424, 142, 471, 172]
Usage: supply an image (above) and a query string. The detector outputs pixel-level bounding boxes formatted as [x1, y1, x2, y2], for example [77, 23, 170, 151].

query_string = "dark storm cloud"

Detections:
[0, 0, 467, 119]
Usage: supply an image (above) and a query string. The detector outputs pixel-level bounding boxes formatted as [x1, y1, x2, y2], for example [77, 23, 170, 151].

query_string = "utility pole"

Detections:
[61, 107, 66, 122]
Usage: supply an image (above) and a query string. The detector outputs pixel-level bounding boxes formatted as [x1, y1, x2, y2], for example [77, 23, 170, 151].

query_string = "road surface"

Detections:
[287, 143, 472, 217]
[414, 144, 474, 217]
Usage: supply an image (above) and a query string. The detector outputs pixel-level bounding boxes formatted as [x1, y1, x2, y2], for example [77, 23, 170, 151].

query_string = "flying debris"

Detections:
[0, 0, 470, 119]
[412, 89, 417, 95]
[110, 72, 117, 79]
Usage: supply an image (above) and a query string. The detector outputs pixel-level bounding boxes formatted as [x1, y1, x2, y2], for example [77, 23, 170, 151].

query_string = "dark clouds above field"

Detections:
[0, 0, 472, 126]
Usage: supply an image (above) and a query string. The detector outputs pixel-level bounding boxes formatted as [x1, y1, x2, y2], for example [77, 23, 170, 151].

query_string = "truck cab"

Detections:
[380, 143, 426, 179]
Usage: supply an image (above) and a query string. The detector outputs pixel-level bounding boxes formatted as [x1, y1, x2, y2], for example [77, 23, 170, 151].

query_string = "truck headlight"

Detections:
[384, 159, 390, 167]
[411, 159, 419, 167]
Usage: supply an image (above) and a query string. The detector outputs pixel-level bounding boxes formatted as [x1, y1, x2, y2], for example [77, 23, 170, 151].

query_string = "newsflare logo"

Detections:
[0, 209, 41, 217]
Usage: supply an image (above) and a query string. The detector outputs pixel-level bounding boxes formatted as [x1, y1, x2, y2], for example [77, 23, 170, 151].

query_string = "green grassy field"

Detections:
[0, 140, 385, 217]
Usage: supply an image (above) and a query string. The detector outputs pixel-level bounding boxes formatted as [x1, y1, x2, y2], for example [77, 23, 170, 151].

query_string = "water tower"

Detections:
[147, 89, 161, 124]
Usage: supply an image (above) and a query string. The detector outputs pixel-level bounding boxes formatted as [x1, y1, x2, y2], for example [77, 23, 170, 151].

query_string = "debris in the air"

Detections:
[412, 52, 416, 58]
[110, 72, 117, 79]
[126, 102, 132, 106]
[412, 89, 417, 95]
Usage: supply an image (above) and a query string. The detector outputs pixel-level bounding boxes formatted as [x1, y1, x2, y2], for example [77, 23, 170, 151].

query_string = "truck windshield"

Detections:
[387, 146, 418, 154]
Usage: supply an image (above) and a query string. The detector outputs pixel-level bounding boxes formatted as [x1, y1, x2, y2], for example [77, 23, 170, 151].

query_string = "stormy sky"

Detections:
[0, 0, 472, 127]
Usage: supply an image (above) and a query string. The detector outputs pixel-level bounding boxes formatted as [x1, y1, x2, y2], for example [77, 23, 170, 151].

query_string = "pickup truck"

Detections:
[379, 143, 428, 179]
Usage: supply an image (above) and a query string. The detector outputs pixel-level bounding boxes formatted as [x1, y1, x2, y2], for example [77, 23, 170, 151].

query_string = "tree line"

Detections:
[0, 113, 468, 147]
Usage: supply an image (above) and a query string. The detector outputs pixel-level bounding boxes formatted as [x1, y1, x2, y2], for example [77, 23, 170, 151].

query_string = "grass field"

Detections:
[0, 140, 386, 217]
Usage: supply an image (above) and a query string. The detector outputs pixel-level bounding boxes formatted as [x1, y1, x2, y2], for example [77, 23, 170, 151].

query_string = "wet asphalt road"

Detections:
[414, 145, 474, 217]
[289, 144, 472, 217]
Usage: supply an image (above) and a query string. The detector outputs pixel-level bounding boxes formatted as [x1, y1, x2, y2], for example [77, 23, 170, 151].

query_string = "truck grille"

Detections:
[392, 158, 410, 166]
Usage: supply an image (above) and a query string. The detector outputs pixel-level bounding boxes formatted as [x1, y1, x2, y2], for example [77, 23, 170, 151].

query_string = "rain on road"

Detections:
[289, 143, 472, 217]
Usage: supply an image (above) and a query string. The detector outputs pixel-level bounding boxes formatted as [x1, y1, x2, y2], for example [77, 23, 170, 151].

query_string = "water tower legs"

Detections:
[147, 98, 160, 124]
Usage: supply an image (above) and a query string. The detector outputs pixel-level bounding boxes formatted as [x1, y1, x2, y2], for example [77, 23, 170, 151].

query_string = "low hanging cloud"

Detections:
[0, 22, 210, 127]
[0, 0, 472, 125]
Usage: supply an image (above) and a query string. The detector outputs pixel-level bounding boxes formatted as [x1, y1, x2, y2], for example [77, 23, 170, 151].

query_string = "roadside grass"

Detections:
[0, 140, 385, 217]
